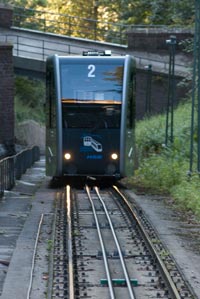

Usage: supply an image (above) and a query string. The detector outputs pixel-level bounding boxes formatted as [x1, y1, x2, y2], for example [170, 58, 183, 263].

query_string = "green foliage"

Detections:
[7, 0, 47, 7]
[129, 100, 200, 219]
[9, 0, 195, 44]
[149, 0, 172, 24]
[136, 114, 166, 163]
[172, 1, 195, 26]
[11, 0, 195, 33]
[171, 175, 200, 217]
[15, 76, 45, 124]
[136, 101, 193, 162]
[134, 148, 188, 192]
[149, 0, 194, 25]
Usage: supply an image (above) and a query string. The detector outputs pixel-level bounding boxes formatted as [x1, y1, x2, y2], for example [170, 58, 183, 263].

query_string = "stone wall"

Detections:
[0, 43, 15, 148]
[127, 28, 193, 53]
[0, 4, 13, 28]
[136, 70, 189, 119]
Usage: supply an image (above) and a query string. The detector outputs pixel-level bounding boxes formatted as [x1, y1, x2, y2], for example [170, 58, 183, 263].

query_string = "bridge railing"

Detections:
[13, 6, 129, 45]
[0, 146, 40, 198]
[0, 33, 188, 76]
[0, 33, 116, 60]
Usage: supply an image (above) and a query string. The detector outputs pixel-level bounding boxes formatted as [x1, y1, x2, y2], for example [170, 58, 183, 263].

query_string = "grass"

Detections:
[127, 99, 200, 219]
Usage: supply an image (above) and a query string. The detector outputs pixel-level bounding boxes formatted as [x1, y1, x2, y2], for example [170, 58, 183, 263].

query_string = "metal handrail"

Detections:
[0, 146, 40, 198]
[0, 33, 94, 59]
[0, 33, 190, 76]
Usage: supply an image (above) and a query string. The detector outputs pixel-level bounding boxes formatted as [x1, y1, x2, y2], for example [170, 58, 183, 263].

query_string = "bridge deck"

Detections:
[0, 26, 190, 77]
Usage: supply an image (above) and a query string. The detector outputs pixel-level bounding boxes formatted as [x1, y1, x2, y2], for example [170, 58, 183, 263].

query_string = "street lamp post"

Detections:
[189, 0, 200, 175]
[165, 35, 176, 146]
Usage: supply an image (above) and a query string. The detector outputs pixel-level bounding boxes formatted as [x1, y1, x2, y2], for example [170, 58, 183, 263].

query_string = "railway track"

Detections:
[49, 185, 196, 299]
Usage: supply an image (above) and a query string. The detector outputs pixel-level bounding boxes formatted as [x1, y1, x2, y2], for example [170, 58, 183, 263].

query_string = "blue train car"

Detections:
[46, 51, 136, 181]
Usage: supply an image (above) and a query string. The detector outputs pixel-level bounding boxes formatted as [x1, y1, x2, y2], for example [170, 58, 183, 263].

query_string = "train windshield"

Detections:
[60, 59, 123, 103]
[62, 104, 121, 129]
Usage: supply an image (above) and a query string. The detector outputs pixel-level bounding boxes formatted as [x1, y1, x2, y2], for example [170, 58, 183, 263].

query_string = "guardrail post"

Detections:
[42, 40, 45, 60]
[144, 64, 152, 116]
[165, 35, 177, 146]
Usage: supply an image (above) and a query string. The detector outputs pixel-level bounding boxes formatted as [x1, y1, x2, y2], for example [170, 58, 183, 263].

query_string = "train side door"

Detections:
[46, 59, 57, 176]
[125, 58, 136, 176]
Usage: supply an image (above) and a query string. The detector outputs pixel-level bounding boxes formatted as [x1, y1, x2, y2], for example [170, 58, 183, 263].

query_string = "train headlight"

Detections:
[111, 153, 118, 160]
[64, 153, 71, 160]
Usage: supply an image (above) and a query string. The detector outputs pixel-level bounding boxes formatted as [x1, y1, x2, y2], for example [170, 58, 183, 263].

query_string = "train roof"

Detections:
[47, 53, 133, 62]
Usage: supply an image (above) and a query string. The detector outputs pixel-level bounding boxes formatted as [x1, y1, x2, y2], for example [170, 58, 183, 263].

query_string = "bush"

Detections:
[128, 99, 200, 219]
[171, 175, 200, 218]
[15, 76, 45, 124]
[135, 114, 165, 162]
[134, 147, 188, 191]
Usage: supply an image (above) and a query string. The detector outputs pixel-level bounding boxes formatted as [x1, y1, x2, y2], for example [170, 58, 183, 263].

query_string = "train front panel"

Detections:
[46, 54, 135, 178]
[62, 103, 121, 177]
[60, 57, 123, 177]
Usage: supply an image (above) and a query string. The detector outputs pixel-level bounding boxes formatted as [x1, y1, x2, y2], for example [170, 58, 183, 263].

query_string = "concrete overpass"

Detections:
[0, 25, 192, 79]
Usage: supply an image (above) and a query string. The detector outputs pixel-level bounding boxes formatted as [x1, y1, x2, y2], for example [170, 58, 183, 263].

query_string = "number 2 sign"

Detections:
[88, 64, 95, 77]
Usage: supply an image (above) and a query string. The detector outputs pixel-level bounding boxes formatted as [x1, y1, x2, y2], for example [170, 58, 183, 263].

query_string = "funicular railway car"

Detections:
[46, 51, 136, 182]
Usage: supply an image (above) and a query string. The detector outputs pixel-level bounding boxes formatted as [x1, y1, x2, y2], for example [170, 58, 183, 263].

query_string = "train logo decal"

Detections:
[83, 136, 103, 152]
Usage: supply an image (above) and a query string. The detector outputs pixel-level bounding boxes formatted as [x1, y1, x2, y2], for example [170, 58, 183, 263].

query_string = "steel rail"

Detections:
[113, 185, 182, 299]
[94, 187, 136, 299]
[85, 185, 115, 299]
[26, 213, 44, 299]
[66, 185, 75, 299]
